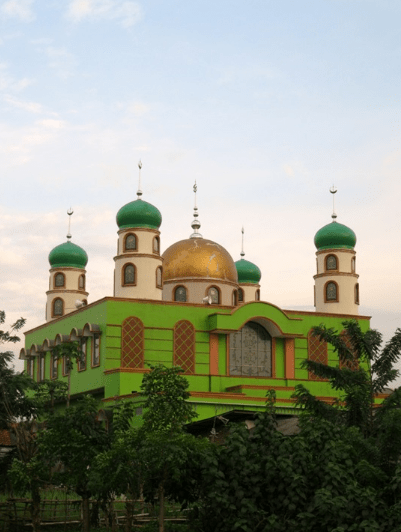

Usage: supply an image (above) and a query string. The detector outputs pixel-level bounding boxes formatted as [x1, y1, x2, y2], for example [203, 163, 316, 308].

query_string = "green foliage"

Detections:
[140, 365, 198, 433]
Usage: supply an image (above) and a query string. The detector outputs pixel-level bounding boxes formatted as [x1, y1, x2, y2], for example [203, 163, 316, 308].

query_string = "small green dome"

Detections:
[314, 221, 356, 250]
[235, 259, 261, 284]
[116, 198, 162, 230]
[49, 241, 88, 269]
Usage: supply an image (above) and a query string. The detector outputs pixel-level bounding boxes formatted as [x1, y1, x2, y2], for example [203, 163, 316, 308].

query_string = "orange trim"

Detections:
[284, 309, 371, 320]
[209, 333, 219, 375]
[104, 368, 150, 375]
[316, 248, 355, 255]
[226, 385, 296, 392]
[285, 338, 295, 379]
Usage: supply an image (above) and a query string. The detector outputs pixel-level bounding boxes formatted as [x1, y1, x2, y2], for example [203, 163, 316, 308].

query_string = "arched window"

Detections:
[51, 355, 58, 380]
[54, 272, 65, 288]
[355, 283, 359, 304]
[325, 254, 338, 271]
[351, 257, 356, 273]
[38, 355, 45, 382]
[340, 330, 359, 371]
[307, 329, 328, 380]
[232, 290, 237, 306]
[121, 316, 144, 369]
[53, 298, 64, 317]
[78, 338, 87, 371]
[124, 233, 137, 251]
[173, 320, 195, 374]
[79, 274, 85, 290]
[153, 236, 160, 254]
[325, 281, 338, 302]
[255, 289, 260, 301]
[123, 264, 136, 286]
[208, 286, 220, 304]
[156, 267, 163, 288]
[238, 288, 244, 303]
[229, 322, 272, 376]
[174, 286, 187, 302]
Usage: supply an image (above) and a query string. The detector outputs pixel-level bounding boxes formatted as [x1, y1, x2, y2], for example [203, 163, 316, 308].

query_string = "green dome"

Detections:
[49, 241, 88, 269]
[116, 198, 162, 230]
[314, 221, 356, 250]
[235, 259, 261, 284]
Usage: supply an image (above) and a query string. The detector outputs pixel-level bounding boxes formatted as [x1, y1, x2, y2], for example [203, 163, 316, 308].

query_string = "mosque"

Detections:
[21, 167, 369, 422]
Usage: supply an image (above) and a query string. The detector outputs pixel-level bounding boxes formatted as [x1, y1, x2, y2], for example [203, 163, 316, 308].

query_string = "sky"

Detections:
[1, 0, 400, 376]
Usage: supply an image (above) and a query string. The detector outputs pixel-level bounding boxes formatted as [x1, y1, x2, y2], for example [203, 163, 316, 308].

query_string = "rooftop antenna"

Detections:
[190, 181, 202, 238]
[67, 208, 74, 240]
[240, 226, 245, 258]
[137, 160, 143, 198]
[330, 185, 337, 221]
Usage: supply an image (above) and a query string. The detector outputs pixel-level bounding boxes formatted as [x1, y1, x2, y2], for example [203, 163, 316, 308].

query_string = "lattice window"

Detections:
[173, 320, 195, 374]
[326, 255, 337, 270]
[121, 317, 144, 369]
[308, 329, 328, 380]
[229, 322, 272, 377]
[340, 330, 359, 371]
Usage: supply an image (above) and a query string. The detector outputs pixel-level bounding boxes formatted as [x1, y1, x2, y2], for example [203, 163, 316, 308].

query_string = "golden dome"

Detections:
[162, 238, 238, 283]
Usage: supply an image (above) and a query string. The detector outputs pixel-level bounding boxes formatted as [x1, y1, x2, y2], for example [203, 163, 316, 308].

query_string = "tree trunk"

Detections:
[158, 482, 165, 532]
[125, 498, 134, 532]
[82, 497, 90, 532]
[30, 485, 41, 532]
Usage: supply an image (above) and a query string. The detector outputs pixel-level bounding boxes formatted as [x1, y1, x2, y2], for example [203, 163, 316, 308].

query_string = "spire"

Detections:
[137, 160, 143, 199]
[66, 208, 74, 241]
[330, 185, 337, 222]
[240, 226, 245, 258]
[190, 181, 202, 239]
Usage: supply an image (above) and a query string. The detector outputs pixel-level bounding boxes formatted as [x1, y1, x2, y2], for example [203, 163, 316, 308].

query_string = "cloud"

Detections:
[45, 47, 76, 79]
[0, 63, 34, 93]
[0, 0, 34, 22]
[66, 0, 142, 28]
[4, 94, 42, 113]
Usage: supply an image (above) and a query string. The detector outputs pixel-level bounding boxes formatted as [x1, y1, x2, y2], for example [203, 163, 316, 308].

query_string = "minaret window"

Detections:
[53, 298, 64, 317]
[79, 274, 85, 290]
[54, 273, 65, 288]
[229, 322, 272, 376]
[208, 286, 220, 304]
[153, 236, 160, 254]
[238, 288, 244, 303]
[325, 281, 338, 302]
[232, 290, 237, 306]
[326, 255, 338, 271]
[355, 283, 360, 304]
[351, 257, 356, 273]
[255, 289, 260, 301]
[174, 286, 187, 302]
[156, 267, 162, 288]
[123, 264, 136, 286]
[124, 234, 137, 251]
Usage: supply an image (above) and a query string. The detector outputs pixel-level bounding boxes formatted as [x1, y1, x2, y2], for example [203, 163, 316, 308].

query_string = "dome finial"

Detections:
[330, 185, 337, 222]
[190, 181, 202, 239]
[240, 226, 245, 258]
[137, 160, 143, 199]
[67, 208, 74, 240]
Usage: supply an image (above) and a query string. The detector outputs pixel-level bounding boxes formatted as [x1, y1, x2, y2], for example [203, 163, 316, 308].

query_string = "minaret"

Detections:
[314, 187, 359, 315]
[46, 209, 89, 321]
[234, 227, 262, 303]
[114, 161, 163, 300]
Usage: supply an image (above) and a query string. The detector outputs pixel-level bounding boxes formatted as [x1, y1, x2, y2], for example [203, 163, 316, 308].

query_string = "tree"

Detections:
[294, 319, 401, 437]
[139, 365, 204, 532]
[38, 395, 110, 532]
[50, 341, 84, 407]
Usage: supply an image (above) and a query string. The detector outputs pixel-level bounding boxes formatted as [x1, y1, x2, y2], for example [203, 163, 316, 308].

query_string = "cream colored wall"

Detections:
[314, 249, 359, 315]
[239, 283, 260, 304]
[316, 249, 355, 274]
[114, 228, 162, 300]
[46, 268, 88, 322]
[163, 279, 238, 306]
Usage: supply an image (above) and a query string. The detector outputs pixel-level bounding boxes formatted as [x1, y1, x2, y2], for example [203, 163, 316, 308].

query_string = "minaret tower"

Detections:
[46, 209, 89, 321]
[234, 227, 262, 303]
[314, 187, 359, 315]
[114, 161, 163, 300]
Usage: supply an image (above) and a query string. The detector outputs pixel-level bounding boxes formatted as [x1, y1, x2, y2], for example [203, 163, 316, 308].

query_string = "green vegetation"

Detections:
[3, 313, 401, 532]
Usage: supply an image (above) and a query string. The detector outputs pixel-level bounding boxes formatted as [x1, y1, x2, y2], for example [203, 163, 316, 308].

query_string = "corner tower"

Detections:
[235, 228, 261, 304]
[46, 209, 89, 322]
[114, 162, 163, 300]
[313, 188, 359, 315]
